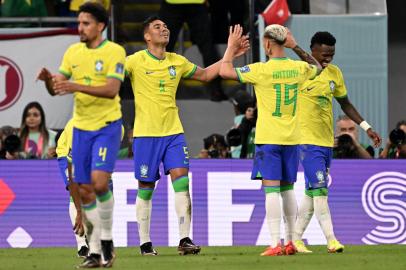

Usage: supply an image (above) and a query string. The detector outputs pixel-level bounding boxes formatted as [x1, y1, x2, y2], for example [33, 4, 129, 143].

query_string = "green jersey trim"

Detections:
[59, 69, 71, 79]
[145, 49, 165, 61]
[235, 68, 243, 83]
[107, 74, 124, 82]
[183, 65, 197, 79]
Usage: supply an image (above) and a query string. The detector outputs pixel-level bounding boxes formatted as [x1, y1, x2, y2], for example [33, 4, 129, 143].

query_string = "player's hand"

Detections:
[234, 35, 250, 58]
[36, 68, 52, 82]
[53, 80, 78, 95]
[367, 129, 382, 148]
[73, 212, 85, 237]
[283, 29, 297, 49]
[227, 24, 244, 53]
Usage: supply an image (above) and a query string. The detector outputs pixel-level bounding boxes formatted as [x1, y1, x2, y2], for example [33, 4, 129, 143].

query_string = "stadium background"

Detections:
[0, 0, 405, 253]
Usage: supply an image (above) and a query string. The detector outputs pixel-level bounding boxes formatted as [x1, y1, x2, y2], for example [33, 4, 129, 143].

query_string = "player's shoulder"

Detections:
[166, 52, 190, 63]
[66, 42, 84, 53]
[325, 64, 343, 78]
[126, 50, 144, 63]
[105, 41, 126, 54]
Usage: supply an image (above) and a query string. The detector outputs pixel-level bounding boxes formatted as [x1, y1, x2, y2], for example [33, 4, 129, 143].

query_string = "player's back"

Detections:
[236, 58, 317, 145]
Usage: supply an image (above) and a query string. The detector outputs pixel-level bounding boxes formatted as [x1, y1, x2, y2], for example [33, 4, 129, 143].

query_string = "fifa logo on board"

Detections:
[361, 172, 406, 244]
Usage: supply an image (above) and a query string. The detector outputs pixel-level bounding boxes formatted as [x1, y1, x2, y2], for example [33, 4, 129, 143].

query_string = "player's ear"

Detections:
[144, 32, 150, 42]
[97, 22, 105, 33]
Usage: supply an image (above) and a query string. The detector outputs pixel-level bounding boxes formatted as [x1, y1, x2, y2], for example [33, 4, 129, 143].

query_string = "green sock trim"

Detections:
[172, 176, 189, 192]
[312, 187, 328, 197]
[305, 189, 313, 198]
[96, 190, 113, 203]
[137, 188, 154, 200]
[280, 184, 294, 192]
[82, 201, 97, 211]
[69, 196, 73, 202]
[264, 186, 280, 193]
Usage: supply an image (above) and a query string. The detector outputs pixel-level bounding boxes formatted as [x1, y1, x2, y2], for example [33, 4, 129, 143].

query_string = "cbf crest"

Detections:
[140, 164, 149, 178]
[168, 66, 176, 79]
[95, 60, 104, 72]
[329, 80, 336, 92]
[316, 170, 325, 184]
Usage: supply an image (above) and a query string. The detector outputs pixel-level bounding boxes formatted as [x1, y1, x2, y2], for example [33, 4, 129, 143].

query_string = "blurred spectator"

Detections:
[1, 0, 47, 17]
[159, 0, 228, 102]
[19, 102, 56, 159]
[198, 133, 230, 158]
[69, 0, 110, 12]
[208, 0, 245, 44]
[228, 90, 255, 158]
[333, 115, 373, 159]
[379, 120, 406, 159]
[118, 126, 134, 159]
[0, 126, 23, 160]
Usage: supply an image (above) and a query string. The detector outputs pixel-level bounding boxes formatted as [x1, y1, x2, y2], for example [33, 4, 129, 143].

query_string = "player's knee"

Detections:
[79, 184, 96, 204]
[172, 175, 189, 192]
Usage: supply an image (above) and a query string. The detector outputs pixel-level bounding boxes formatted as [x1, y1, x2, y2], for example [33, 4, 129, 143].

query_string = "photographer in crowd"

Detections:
[198, 133, 230, 159]
[0, 126, 23, 160]
[333, 115, 374, 159]
[379, 120, 406, 159]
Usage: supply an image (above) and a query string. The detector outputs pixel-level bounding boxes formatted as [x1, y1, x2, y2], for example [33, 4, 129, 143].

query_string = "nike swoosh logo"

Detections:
[72, 65, 79, 69]
[95, 162, 105, 167]
[145, 71, 154, 74]
[307, 86, 315, 91]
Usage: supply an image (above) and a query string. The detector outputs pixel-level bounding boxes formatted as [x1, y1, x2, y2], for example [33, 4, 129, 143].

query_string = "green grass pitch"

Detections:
[0, 245, 405, 270]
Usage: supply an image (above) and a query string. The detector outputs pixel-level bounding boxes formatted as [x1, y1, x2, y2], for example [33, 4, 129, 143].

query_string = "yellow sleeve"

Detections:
[333, 67, 348, 98]
[56, 129, 69, 158]
[302, 62, 318, 81]
[58, 47, 72, 79]
[124, 55, 133, 78]
[180, 55, 197, 79]
[106, 45, 126, 82]
[235, 63, 261, 84]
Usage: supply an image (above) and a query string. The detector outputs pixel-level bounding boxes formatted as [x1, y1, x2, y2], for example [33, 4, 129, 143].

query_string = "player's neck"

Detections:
[86, 37, 105, 49]
[147, 45, 166, 60]
[268, 46, 286, 59]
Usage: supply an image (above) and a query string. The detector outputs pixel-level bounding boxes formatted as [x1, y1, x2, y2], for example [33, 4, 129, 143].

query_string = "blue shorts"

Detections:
[57, 157, 69, 189]
[72, 119, 122, 184]
[251, 144, 299, 183]
[299, 144, 332, 189]
[133, 134, 189, 182]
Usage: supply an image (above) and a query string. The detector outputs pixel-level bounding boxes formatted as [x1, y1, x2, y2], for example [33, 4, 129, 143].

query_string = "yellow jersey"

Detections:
[125, 50, 197, 137]
[70, 0, 110, 11]
[236, 58, 317, 145]
[299, 64, 347, 147]
[56, 119, 74, 160]
[59, 40, 125, 131]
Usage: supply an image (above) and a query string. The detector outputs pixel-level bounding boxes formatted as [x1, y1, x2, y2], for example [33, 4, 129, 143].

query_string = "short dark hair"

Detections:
[396, 120, 406, 129]
[310, 31, 336, 48]
[78, 2, 109, 31]
[142, 15, 161, 34]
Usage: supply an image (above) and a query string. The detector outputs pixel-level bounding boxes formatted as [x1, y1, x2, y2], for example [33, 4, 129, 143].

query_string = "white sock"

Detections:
[96, 190, 114, 241]
[174, 191, 192, 240]
[136, 197, 152, 245]
[314, 196, 336, 242]
[265, 192, 281, 247]
[294, 194, 314, 241]
[69, 201, 87, 250]
[83, 202, 101, 255]
[280, 189, 297, 242]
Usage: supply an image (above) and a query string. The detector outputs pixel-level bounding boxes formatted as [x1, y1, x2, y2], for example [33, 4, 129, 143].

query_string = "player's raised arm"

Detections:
[284, 30, 322, 73]
[219, 25, 250, 80]
[191, 25, 249, 82]
[336, 96, 382, 147]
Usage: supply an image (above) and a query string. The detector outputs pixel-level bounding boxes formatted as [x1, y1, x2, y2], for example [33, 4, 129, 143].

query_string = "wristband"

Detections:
[360, 121, 372, 132]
